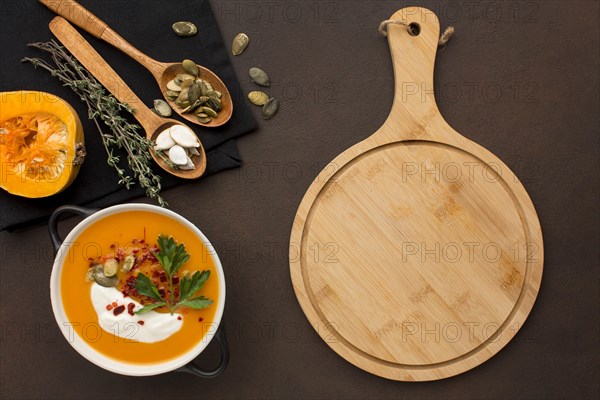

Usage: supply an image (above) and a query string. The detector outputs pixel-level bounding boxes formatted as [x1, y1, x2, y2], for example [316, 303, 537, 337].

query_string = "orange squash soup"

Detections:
[60, 210, 220, 364]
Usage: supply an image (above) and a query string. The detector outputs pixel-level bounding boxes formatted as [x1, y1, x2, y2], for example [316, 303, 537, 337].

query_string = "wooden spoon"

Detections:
[50, 17, 206, 179]
[39, 0, 232, 128]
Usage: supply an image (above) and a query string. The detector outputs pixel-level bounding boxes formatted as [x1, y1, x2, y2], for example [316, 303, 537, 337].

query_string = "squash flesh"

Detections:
[0, 91, 84, 198]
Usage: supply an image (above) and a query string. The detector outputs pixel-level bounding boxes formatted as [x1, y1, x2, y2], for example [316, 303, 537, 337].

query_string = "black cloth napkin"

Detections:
[0, 0, 257, 231]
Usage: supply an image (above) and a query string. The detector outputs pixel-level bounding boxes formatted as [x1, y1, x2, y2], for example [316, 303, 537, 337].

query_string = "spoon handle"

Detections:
[39, 0, 164, 76]
[49, 16, 159, 135]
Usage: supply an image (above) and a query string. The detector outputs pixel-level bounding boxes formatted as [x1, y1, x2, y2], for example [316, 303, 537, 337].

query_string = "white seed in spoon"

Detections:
[154, 128, 176, 150]
[168, 145, 189, 166]
[178, 156, 196, 170]
[169, 125, 199, 148]
[188, 147, 200, 156]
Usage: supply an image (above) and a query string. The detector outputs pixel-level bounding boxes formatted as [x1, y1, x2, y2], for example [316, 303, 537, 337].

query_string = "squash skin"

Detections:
[0, 91, 84, 198]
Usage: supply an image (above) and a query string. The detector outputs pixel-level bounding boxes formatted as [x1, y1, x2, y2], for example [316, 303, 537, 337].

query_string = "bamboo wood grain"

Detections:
[39, 0, 233, 128]
[289, 7, 543, 381]
[49, 17, 206, 179]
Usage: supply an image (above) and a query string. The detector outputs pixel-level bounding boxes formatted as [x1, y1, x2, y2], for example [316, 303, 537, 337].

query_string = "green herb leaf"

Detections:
[179, 296, 213, 310]
[156, 235, 190, 277]
[185, 270, 210, 301]
[134, 273, 163, 302]
[134, 302, 166, 315]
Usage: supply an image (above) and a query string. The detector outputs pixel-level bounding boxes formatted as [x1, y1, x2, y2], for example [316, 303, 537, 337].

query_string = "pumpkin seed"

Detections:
[85, 267, 95, 282]
[153, 99, 172, 117]
[204, 81, 214, 91]
[176, 99, 190, 109]
[154, 128, 176, 151]
[181, 100, 202, 114]
[249, 67, 270, 87]
[179, 156, 196, 170]
[232, 33, 249, 56]
[177, 87, 190, 102]
[188, 147, 201, 156]
[180, 79, 195, 90]
[197, 116, 212, 124]
[214, 90, 222, 99]
[196, 113, 209, 118]
[198, 96, 211, 104]
[248, 91, 269, 106]
[208, 97, 222, 111]
[169, 145, 189, 165]
[122, 255, 135, 272]
[172, 21, 197, 37]
[197, 81, 208, 96]
[262, 98, 280, 120]
[167, 79, 182, 92]
[170, 125, 200, 147]
[182, 59, 199, 77]
[166, 90, 180, 100]
[175, 73, 195, 85]
[103, 258, 119, 277]
[93, 267, 119, 287]
[188, 84, 202, 104]
[201, 107, 218, 118]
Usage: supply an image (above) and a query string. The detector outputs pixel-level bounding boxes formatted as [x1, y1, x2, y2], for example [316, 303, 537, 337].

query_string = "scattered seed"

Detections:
[262, 98, 280, 120]
[153, 99, 172, 117]
[249, 67, 270, 87]
[248, 91, 269, 106]
[232, 33, 249, 56]
[172, 21, 197, 37]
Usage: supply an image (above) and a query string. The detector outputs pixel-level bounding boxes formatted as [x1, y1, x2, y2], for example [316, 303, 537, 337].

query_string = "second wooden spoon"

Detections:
[40, 0, 233, 128]
[50, 17, 207, 179]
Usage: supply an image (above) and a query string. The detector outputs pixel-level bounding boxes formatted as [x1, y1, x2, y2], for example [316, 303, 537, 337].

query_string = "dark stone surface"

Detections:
[1, 1, 598, 399]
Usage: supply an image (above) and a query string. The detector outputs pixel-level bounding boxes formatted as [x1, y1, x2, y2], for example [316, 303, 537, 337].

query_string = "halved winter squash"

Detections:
[0, 91, 85, 198]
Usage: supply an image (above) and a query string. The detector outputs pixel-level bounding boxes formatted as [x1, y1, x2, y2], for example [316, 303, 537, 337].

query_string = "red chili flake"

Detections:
[132, 238, 138, 244]
[113, 305, 125, 316]
[137, 321, 145, 325]
[159, 272, 167, 282]
[106, 304, 113, 311]
[132, 247, 139, 254]
[127, 303, 135, 316]
[110, 243, 115, 249]
[112, 301, 118, 307]
[177, 316, 182, 321]
[198, 317, 204, 322]
[172, 275, 179, 284]
[140, 239, 145, 244]
[158, 288, 166, 298]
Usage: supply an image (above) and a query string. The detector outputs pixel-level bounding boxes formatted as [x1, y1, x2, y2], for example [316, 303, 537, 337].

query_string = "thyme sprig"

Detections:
[22, 40, 166, 206]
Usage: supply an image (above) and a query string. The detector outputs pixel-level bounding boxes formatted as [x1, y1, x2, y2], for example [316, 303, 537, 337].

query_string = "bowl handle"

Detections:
[49, 205, 99, 254]
[176, 323, 230, 378]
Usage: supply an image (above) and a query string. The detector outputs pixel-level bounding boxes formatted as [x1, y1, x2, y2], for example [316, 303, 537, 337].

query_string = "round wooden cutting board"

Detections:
[289, 7, 543, 381]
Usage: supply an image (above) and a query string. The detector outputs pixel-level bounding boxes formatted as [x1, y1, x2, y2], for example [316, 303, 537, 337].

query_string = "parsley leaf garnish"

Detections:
[134, 235, 213, 315]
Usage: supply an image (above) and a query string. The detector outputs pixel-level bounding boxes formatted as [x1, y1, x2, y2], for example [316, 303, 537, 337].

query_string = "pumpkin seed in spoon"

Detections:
[183, 59, 199, 77]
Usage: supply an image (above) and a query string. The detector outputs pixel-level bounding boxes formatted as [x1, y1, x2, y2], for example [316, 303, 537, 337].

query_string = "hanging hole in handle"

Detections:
[408, 23, 421, 36]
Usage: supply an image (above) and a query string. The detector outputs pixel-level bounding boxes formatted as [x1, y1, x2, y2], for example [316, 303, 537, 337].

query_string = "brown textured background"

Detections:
[1, 1, 599, 399]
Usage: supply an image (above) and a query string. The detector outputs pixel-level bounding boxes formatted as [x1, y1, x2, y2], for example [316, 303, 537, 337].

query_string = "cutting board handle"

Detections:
[376, 7, 448, 141]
